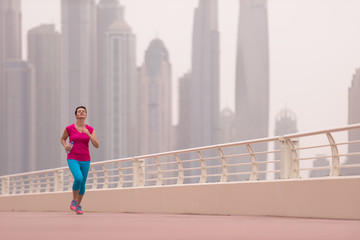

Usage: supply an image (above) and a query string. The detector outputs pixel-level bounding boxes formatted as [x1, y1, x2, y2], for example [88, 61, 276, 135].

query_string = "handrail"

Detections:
[1, 123, 360, 195]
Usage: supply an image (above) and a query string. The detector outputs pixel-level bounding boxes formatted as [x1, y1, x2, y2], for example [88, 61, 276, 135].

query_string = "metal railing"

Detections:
[1, 124, 360, 195]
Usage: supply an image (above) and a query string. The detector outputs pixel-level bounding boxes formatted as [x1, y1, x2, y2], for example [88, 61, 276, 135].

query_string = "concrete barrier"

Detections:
[1, 177, 359, 219]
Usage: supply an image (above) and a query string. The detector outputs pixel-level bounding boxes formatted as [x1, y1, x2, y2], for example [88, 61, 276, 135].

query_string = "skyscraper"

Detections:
[176, 0, 220, 182]
[189, 0, 220, 148]
[274, 108, 298, 179]
[28, 24, 61, 171]
[177, 72, 191, 150]
[61, 0, 97, 127]
[235, 0, 269, 179]
[0, 0, 23, 175]
[98, 0, 124, 84]
[96, 0, 124, 161]
[235, 0, 269, 142]
[138, 38, 172, 155]
[2, 0, 21, 59]
[0, 1, 6, 175]
[342, 68, 360, 176]
[3, 61, 35, 175]
[105, 18, 137, 159]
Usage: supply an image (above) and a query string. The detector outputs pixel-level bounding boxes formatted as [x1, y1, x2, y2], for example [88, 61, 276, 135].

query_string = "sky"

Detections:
[21, 0, 360, 139]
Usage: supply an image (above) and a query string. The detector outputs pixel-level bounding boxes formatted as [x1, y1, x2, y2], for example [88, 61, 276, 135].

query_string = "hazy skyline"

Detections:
[21, 0, 360, 138]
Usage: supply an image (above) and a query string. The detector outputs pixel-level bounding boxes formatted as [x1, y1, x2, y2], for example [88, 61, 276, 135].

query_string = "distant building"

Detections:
[28, 24, 61, 171]
[98, 0, 124, 85]
[105, 18, 138, 159]
[96, 0, 124, 162]
[341, 68, 360, 176]
[176, 0, 220, 182]
[138, 39, 172, 155]
[274, 108, 298, 179]
[234, 0, 269, 180]
[235, 0, 269, 142]
[61, 0, 97, 126]
[189, 0, 220, 148]
[177, 72, 191, 151]
[0, 3, 3, 172]
[3, 60, 35, 174]
[309, 156, 330, 178]
[0, 0, 23, 175]
[1, 0, 21, 59]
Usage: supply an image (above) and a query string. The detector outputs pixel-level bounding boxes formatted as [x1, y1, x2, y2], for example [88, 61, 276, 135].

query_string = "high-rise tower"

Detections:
[177, 72, 191, 150]
[177, 0, 220, 182]
[0, 0, 23, 175]
[28, 24, 61, 171]
[105, 18, 137, 159]
[2, 0, 22, 60]
[235, 0, 269, 142]
[61, 0, 97, 127]
[3, 61, 35, 175]
[235, 0, 269, 179]
[138, 39, 172, 155]
[0, 3, 4, 166]
[342, 68, 360, 176]
[96, 0, 124, 161]
[189, 0, 220, 148]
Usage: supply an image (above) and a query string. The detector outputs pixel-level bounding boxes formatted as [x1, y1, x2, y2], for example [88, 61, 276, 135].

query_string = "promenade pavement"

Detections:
[0, 211, 359, 240]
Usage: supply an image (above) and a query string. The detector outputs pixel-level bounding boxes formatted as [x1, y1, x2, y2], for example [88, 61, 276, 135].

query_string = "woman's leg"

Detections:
[77, 161, 90, 205]
[67, 160, 83, 201]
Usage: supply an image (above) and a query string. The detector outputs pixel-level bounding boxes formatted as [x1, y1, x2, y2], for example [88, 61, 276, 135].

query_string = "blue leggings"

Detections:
[67, 159, 90, 195]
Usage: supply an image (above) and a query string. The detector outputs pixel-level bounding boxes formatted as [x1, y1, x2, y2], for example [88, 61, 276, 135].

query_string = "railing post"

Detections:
[45, 173, 50, 192]
[280, 137, 299, 179]
[154, 156, 163, 186]
[29, 175, 34, 193]
[10, 177, 15, 194]
[36, 175, 41, 193]
[218, 148, 228, 183]
[175, 154, 184, 185]
[20, 177, 25, 194]
[133, 158, 145, 187]
[102, 164, 109, 189]
[116, 162, 124, 188]
[197, 151, 207, 183]
[1, 177, 10, 195]
[246, 144, 258, 181]
[326, 133, 340, 176]
[54, 170, 64, 192]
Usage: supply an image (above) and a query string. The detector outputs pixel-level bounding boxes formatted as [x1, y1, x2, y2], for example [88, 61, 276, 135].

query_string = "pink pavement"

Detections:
[0, 212, 359, 240]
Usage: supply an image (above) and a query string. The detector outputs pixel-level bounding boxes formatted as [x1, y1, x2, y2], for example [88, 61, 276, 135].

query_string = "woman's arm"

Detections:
[61, 129, 71, 152]
[83, 129, 100, 148]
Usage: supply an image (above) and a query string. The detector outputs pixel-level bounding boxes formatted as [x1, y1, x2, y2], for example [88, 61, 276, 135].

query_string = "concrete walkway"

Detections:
[0, 212, 359, 240]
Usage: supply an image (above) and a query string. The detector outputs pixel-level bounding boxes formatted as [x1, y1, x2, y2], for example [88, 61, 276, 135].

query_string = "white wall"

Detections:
[1, 177, 359, 219]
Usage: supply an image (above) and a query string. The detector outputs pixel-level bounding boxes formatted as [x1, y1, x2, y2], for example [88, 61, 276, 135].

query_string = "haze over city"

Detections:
[21, 0, 360, 134]
[1, 0, 360, 177]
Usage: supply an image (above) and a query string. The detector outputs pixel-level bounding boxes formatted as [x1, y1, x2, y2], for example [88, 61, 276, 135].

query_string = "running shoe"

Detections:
[70, 199, 77, 211]
[76, 205, 83, 215]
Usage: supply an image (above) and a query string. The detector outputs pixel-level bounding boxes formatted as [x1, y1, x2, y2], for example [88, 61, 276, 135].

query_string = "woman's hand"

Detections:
[64, 145, 72, 152]
[82, 128, 90, 136]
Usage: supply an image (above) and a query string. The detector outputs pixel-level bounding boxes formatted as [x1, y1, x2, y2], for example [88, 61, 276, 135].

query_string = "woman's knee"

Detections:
[74, 176, 83, 185]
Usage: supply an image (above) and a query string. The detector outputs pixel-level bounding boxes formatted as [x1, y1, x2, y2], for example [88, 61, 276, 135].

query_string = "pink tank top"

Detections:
[66, 124, 94, 161]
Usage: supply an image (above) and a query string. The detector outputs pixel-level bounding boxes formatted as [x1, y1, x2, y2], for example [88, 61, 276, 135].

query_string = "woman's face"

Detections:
[76, 108, 87, 119]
